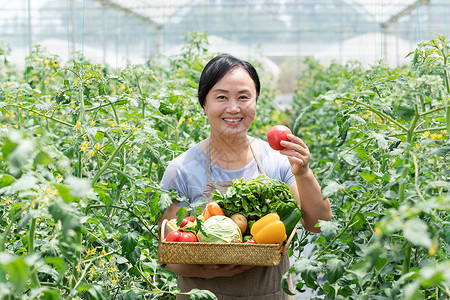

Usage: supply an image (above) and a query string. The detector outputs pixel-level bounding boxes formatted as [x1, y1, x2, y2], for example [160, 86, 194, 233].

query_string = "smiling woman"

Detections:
[159, 53, 331, 299]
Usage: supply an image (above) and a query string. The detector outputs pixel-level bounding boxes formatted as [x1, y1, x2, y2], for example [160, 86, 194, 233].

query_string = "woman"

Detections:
[159, 53, 331, 299]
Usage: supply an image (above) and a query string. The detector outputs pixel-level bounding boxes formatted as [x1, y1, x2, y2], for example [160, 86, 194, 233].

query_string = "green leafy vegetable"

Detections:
[196, 216, 242, 243]
[211, 174, 301, 225]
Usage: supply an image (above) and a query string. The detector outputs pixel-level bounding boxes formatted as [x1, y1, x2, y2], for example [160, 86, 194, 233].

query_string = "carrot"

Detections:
[203, 202, 225, 220]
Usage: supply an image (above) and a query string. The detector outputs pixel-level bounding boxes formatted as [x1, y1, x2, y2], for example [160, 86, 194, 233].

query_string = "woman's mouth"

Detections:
[223, 118, 243, 125]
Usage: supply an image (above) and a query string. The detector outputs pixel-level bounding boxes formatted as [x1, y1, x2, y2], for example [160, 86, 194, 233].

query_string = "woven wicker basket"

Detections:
[159, 219, 296, 266]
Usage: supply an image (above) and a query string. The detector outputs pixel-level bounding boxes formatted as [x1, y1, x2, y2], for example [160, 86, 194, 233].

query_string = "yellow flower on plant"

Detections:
[424, 131, 430, 138]
[90, 120, 96, 126]
[5, 197, 10, 204]
[429, 243, 436, 256]
[334, 99, 340, 106]
[95, 143, 100, 150]
[90, 266, 96, 275]
[374, 227, 382, 235]
[431, 133, 443, 140]
[88, 150, 95, 157]
[99, 260, 104, 267]
[81, 141, 90, 148]
[111, 279, 117, 285]
[76, 264, 81, 273]
[101, 250, 106, 256]
[188, 117, 193, 123]
[74, 121, 81, 130]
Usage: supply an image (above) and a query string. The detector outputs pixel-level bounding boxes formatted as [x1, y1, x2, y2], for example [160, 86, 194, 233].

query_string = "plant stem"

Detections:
[341, 97, 408, 131]
[399, 105, 421, 203]
[402, 243, 412, 274]
[91, 132, 133, 185]
[87, 204, 157, 240]
[317, 198, 382, 257]
[15, 105, 73, 127]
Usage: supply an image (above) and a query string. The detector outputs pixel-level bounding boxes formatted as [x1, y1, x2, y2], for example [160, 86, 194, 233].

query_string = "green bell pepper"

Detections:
[276, 202, 303, 236]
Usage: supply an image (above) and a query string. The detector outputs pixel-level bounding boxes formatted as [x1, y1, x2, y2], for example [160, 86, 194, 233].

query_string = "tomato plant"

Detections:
[285, 34, 449, 299]
[267, 124, 292, 150]
[0, 32, 279, 299]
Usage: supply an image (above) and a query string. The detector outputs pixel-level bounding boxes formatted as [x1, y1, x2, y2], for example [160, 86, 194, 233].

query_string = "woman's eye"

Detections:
[217, 95, 227, 100]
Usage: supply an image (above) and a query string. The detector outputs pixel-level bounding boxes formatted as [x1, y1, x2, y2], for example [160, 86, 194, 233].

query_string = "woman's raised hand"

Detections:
[279, 134, 311, 177]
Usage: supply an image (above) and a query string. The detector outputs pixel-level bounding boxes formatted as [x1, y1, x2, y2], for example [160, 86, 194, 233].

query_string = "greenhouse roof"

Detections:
[94, 0, 199, 27]
[96, 0, 431, 28]
[345, 0, 430, 25]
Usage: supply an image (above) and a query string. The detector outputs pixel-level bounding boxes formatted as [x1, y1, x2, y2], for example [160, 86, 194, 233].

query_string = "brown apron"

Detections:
[177, 137, 294, 300]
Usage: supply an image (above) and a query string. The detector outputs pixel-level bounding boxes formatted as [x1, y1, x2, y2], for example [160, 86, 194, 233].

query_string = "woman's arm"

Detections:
[159, 204, 253, 278]
[280, 134, 332, 233]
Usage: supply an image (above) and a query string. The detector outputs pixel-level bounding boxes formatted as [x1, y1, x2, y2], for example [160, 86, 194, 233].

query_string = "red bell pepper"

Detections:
[180, 217, 196, 228]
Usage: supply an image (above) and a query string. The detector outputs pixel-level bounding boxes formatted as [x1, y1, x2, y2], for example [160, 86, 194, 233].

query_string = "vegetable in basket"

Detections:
[211, 174, 301, 226]
[197, 216, 242, 243]
[250, 213, 286, 244]
[165, 230, 197, 243]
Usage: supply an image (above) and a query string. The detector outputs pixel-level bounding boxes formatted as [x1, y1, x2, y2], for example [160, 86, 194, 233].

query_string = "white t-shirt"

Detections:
[161, 137, 295, 207]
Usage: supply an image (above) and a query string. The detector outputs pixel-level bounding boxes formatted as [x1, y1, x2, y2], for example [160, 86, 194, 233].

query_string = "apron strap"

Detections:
[206, 136, 266, 181]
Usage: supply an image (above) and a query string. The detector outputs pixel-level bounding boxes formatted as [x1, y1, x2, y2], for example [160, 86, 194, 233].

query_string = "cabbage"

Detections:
[197, 216, 242, 243]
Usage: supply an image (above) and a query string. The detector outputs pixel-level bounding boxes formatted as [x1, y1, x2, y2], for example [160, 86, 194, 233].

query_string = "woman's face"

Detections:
[203, 67, 257, 139]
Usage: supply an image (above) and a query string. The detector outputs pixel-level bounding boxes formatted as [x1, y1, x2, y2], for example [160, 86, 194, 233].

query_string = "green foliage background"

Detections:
[0, 32, 449, 299]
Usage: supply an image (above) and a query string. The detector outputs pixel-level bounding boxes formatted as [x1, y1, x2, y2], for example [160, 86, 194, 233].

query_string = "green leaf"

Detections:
[188, 288, 218, 300]
[314, 236, 326, 245]
[48, 199, 81, 233]
[281, 271, 296, 295]
[318, 220, 339, 240]
[119, 231, 139, 254]
[0, 253, 28, 291]
[176, 207, 187, 226]
[94, 131, 105, 141]
[403, 219, 432, 248]
[126, 247, 141, 265]
[159, 192, 172, 212]
[41, 290, 61, 300]
[326, 258, 345, 284]
[0, 174, 15, 188]
[33, 150, 51, 166]
[372, 132, 388, 149]
[322, 180, 344, 199]
[359, 172, 377, 182]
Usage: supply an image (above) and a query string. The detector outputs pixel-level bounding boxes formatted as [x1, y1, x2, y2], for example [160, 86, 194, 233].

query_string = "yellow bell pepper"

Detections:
[250, 213, 287, 244]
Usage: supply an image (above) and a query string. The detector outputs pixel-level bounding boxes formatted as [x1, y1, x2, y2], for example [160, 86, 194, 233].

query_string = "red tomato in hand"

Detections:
[180, 217, 196, 228]
[165, 231, 197, 242]
[245, 239, 257, 244]
[267, 125, 292, 150]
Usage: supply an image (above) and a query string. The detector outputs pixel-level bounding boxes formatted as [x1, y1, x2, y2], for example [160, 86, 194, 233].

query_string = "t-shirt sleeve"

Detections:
[160, 161, 189, 207]
[279, 153, 296, 186]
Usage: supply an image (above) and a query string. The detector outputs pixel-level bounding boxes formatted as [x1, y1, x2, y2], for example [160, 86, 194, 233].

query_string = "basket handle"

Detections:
[283, 226, 297, 253]
[160, 219, 167, 242]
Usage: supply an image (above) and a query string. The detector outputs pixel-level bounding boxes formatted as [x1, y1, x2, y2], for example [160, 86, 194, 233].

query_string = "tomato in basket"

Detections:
[165, 230, 197, 242]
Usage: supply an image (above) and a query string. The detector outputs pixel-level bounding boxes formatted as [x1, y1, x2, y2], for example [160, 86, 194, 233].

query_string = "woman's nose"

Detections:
[226, 99, 241, 113]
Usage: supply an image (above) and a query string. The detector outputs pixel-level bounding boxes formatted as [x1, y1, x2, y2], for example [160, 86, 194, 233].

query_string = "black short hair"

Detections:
[198, 53, 261, 108]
